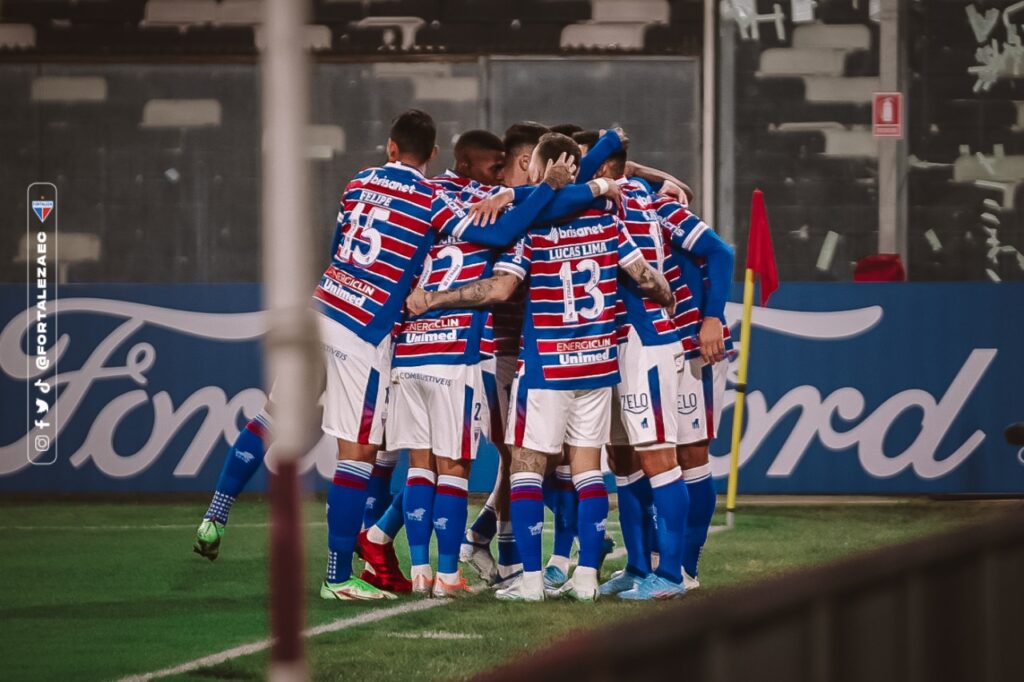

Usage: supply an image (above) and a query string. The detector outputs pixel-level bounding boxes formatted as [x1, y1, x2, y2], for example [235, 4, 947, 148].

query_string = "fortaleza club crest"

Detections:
[31, 200, 53, 223]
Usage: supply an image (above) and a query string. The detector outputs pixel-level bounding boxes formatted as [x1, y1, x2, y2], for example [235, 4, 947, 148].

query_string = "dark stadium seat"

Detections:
[35, 24, 256, 54]
[361, 0, 442, 21]
[643, 23, 700, 55]
[312, 0, 366, 25]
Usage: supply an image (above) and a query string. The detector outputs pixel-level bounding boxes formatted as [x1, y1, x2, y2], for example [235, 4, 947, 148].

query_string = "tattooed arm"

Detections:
[621, 257, 675, 313]
[406, 270, 521, 316]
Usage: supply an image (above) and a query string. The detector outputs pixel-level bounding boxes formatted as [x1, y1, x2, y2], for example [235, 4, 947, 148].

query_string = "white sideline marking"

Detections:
[115, 599, 448, 682]
[386, 630, 483, 640]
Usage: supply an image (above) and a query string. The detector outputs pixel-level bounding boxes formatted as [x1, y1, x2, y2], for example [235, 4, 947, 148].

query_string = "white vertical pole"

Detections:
[262, 0, 314, 680]
[701, 0, 717, 224]
[877, 0, 905, 258]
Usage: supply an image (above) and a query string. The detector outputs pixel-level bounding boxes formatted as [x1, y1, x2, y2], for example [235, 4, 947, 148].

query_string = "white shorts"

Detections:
[318, 313, 392, 446]
[610, 331, 685, 448]
[505, 375, 612, 454]
[675, 356, 729, 445]
[481, 354, 517, 440]
[386, 363, 486, 460]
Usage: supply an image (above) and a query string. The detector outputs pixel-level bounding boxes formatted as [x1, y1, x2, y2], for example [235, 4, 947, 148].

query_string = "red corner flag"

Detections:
[747, 189, 778, 306]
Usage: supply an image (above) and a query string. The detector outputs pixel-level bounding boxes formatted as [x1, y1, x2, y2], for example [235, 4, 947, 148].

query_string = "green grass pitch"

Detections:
[0, 496, 1003, 681]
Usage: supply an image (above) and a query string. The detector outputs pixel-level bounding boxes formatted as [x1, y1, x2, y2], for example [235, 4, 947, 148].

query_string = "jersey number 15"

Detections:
[338, 202, 387, 267]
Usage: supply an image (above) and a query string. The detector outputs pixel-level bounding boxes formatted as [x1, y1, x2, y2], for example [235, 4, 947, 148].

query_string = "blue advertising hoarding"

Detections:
[1, 283, 1022, 494]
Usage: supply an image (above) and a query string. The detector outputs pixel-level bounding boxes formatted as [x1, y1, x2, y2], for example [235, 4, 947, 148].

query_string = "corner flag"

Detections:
[725, 189, 779, 527]
[746, 189, 778, 306]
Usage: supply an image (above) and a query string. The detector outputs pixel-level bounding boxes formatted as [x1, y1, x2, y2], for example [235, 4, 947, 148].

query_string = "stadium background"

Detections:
[2, 0, 1023, 497]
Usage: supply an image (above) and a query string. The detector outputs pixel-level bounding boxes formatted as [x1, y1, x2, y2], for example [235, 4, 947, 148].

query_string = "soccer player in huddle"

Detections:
[359, 125, 627, 595]
[568, 132, 696, 600]
[414, 133, 674, 601]
[315, 110, 579, 601]
[572, 130, 734, 596]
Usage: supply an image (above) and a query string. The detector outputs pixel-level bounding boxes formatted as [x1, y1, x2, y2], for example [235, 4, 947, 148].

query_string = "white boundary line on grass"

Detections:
[115, 599, 449, 682]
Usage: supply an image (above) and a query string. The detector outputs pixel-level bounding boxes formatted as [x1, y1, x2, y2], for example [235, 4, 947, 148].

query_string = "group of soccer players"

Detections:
[193, 109, 734, 603]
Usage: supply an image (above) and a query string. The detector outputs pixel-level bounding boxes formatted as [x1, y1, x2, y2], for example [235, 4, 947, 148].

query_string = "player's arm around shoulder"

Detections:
[406, 269, 522, 316]
[616, 219, 675, 312]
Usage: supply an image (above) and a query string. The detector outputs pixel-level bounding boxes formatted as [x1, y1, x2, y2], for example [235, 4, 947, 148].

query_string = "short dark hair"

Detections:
[534, 132, 582, 168]
[454, 129, 505, 157]
[549, 123, 583, 136]
[389, 109, 436, 163]
[572, 130, 599, 149]
[503, 121, 549, 156]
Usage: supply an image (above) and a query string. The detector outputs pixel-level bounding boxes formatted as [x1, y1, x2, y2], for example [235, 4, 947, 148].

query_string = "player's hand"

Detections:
[663, 297, 676, 318]
[699, 317, 725, 365]
[543, 152, 576, 189]
[603, 179, 623, 211]
[406, 288, 432, 316]
[468, 188, 514, 226]
[658, 180, 689, 207]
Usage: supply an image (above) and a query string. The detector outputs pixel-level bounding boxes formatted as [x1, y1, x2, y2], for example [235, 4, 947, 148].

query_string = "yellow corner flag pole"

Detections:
[725, 268, 755, 528]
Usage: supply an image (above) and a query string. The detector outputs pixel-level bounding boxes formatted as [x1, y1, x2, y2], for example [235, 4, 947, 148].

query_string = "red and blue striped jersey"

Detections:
[393, 181, 522, 367]
[613, 178, 684, 347]
[498, 206, 643, 390]
[430, 171, 526, 357]
[313, 162, 438, 345]
[654, 197, 735, 360]
[430, 169, 474, 193]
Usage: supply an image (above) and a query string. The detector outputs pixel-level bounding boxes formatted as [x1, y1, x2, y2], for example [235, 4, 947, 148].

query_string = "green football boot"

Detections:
[193, 518, 225, 561]
[320, 577, 398, 601]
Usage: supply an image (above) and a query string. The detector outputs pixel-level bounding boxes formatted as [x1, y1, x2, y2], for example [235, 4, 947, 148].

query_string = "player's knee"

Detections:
[437, 458, 471, 480]
[680, 442, 710, 469]
[336, 439, 378, 463]
[510, 447, 549, 475]
[636, 444, 677, 477]
[606, 444, 638, 476]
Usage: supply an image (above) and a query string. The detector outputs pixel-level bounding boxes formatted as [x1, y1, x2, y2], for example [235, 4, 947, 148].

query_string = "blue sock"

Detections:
[683, 465, 716, 578]
[404, 468, 436, 569]
[496, 520, 521, 570]
[510, 472, 545, 572]
[615, 471, 652, 577]
[542, 472, 558, 513]
[552, 465, 577, 560]
[205, 411, 271, 524]
[467, 502, 497, 545]
[434, 475, 470, 575]
[362, 451, 397, 529]
[375, 491, 405, 539]
[650, 467, 688, 584]
[326, 459, 373, 584]
[573, 470, 609, 570]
